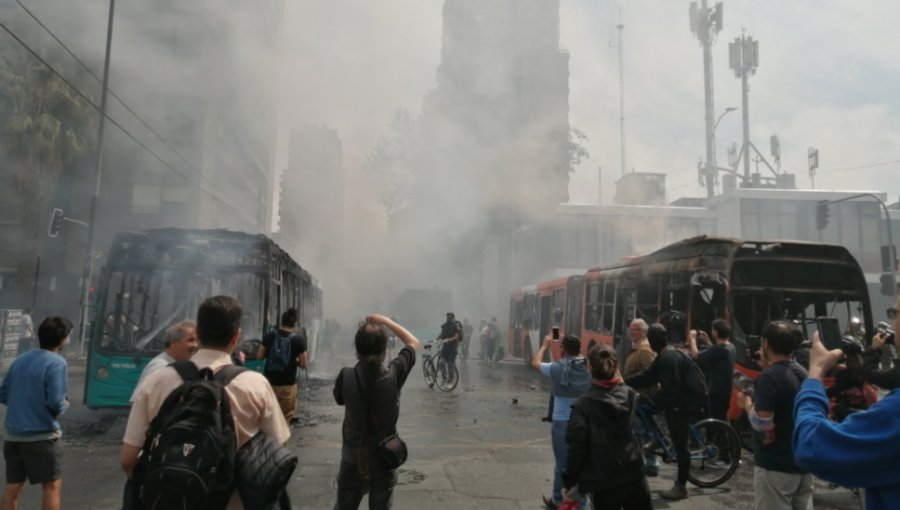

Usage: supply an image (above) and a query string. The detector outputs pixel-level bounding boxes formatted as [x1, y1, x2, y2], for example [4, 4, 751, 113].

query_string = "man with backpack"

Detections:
[121, 296, 290, 510]
[625, 323, 709, 501]
[258, 308, 308, 423]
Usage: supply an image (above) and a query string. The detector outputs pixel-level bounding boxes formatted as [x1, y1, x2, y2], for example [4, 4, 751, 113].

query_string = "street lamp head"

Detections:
[725, 107, 737, 113]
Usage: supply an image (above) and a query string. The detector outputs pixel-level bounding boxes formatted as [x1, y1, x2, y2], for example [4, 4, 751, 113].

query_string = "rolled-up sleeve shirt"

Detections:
[124, 348, 289, 510]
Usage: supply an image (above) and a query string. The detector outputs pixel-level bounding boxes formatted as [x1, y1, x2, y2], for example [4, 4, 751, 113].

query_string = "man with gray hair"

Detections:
[624, 318, 660, 477]
[129, 321, 198, 402]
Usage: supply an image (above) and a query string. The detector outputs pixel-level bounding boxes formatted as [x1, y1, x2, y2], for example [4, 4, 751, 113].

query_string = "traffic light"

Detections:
[815, 200, 830, 230]
[47, 208, 64, 238]
[881, 273, 897, 297]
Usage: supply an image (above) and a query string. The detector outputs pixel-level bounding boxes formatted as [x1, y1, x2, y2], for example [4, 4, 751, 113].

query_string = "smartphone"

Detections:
[747, 335, 762, 362]
[816, 317, 842, 351]
[552, 326, 560, 340]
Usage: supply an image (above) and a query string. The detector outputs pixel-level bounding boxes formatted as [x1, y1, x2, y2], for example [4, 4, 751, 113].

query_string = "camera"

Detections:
[876, 322, 896, 345]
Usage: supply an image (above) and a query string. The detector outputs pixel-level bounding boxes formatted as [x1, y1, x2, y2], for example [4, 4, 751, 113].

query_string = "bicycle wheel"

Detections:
[435, 359, 459, 392]
[686, 418, 742, 488]
[423, 358, 436, 389]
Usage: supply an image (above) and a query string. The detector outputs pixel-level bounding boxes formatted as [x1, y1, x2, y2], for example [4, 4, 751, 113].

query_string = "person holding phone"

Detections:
[531, 332, 591, 510]
[792, 295, 900, 510]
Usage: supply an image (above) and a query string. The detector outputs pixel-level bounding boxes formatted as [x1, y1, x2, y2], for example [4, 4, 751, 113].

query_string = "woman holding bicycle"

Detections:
[562, 344, 651, 510]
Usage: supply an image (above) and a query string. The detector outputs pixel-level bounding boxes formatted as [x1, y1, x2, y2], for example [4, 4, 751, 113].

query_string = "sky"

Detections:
[280, 0, 900, 210]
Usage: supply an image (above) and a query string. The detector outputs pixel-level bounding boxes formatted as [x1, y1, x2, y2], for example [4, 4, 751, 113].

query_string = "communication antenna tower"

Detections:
[689, 0, 724, 198]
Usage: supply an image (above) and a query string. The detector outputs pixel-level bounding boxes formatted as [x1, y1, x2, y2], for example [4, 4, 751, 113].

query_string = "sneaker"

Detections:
[644, 464, 659, 477]
[541, 495, 557, 510]
[661, 482, 689, 501]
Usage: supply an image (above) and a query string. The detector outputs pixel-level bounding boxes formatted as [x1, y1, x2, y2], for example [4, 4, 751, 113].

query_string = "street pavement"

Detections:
[0, 353, 865, 509]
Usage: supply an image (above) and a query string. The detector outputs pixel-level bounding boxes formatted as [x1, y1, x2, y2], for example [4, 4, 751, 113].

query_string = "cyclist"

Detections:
[437, 312, 461, 375]
[625, 323, 708, 501]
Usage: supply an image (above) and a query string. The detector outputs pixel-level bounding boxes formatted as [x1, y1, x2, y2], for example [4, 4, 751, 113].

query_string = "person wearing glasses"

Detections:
[792, 295, 900, 510]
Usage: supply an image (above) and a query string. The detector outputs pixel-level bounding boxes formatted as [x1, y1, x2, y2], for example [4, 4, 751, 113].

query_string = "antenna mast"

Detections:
[617, 13, 626, 177]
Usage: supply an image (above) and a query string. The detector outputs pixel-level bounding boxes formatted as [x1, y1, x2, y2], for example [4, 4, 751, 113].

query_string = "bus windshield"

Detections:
[96, 269, 266, 355]
[730, 258, 870, 368]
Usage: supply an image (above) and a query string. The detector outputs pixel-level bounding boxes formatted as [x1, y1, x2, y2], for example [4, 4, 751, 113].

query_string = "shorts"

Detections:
[4, 439, 62, 484]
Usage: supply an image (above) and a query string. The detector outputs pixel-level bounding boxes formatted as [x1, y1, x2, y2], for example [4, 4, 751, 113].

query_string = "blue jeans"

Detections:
[633, 413, 658, 468]
[551, 420, 588, 506]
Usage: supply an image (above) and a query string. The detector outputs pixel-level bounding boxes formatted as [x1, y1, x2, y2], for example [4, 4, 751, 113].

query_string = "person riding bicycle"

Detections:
[437, 312, 461, 373]
[624, 323, 708, 501]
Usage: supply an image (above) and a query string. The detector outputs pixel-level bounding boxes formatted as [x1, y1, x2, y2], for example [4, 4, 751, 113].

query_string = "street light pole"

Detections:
[78, 0, 116, 355]
[714, 107, 737, 131]
[819, 193, 897, 300]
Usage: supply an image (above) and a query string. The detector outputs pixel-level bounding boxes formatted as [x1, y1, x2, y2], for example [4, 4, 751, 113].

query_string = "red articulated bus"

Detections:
[510, 236, 873, 434]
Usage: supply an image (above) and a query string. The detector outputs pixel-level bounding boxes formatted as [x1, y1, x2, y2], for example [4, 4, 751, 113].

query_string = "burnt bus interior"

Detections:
[728, 242, 872, 368]
[93, 229, 319, 358]
[516, 237, 871, 368]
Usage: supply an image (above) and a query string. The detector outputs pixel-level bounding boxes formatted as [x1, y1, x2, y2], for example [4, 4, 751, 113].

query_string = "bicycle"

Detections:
[422, 339, 459, 392]
[635, 404, 741, 488]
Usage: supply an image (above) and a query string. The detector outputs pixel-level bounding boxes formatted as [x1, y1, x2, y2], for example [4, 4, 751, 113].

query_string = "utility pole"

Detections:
[690, 1, 723, 198]
[617, 17, 626, 177]
[78, 0, 116, 354]
[729, 31, 759, 181]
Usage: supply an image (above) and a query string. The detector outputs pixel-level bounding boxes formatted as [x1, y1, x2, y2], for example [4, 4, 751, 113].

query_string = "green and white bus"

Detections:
[84, 228, 321, 408]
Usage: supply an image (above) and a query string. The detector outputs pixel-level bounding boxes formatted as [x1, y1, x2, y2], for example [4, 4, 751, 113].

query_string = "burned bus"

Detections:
[509, 236, 873, 375]
[84, 228, 322, 408]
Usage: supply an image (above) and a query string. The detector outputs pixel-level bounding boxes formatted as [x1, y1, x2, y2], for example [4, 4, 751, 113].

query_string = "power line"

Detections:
[11, 0, 246, 208]
[819, 158, 900, 174]
[0, 17, 254, 218]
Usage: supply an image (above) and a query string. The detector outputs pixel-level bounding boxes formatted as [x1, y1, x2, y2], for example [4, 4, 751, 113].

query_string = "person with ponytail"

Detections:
[333, 315, 420, 509]
[562, 344, 651, 510]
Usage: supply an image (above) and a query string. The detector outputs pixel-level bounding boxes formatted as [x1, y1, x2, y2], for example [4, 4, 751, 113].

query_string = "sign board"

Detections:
[0, 310, 22, 363]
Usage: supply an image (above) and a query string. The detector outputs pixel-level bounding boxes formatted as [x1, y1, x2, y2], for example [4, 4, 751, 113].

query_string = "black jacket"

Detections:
[563, 383, 645, 493]
[624, 346, 706, 412]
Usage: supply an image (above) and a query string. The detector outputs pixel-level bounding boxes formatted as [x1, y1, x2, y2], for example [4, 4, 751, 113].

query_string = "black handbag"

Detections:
[235, 431, 298, 510]
[354, 368, 408, 469]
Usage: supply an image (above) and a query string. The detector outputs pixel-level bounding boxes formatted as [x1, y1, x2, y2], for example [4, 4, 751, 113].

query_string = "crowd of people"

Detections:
[1, 293, 899, 510]
[526, 294, 900, 510]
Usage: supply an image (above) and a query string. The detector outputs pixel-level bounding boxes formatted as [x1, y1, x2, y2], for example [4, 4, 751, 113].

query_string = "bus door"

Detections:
[615, 286, 637, 365]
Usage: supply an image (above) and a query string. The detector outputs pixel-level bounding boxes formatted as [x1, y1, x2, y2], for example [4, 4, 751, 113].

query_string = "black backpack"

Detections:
[677, 350, 709, 410]
[132, 361, 245, 510]
[265, 332, 295, 373]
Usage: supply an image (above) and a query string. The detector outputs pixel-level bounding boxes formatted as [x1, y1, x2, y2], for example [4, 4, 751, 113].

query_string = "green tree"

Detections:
[0, 42, 93, 303]
[363, 108, 421, 219]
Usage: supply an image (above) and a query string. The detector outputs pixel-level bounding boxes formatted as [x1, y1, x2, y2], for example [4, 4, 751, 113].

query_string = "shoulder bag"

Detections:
[354, 368, 408, 469]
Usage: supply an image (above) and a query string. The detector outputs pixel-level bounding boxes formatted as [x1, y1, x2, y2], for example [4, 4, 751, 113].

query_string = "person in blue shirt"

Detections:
[0, 316, 71, 510]
[793, 298, 900, 510]
[531, 333, 591, 510]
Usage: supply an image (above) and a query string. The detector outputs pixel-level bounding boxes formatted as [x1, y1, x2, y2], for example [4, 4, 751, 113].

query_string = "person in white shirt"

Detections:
[129, 321, 198, 402]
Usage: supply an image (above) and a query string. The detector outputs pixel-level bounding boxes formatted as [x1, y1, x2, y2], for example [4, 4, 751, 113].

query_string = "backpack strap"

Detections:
[171, 360, 202, 382]
[215, 365, 247, 386]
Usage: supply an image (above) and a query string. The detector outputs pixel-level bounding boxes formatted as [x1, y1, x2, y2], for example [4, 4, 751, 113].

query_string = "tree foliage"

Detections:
[0, 42, 94, 302]
[363, 108, 421, 219]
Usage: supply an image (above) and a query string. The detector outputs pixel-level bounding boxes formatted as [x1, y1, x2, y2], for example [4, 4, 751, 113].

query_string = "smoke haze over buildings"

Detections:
[2, 0, 898, 328]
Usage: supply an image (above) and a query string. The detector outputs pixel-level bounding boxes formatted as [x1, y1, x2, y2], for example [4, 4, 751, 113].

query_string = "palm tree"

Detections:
[0, 42, 93, 304]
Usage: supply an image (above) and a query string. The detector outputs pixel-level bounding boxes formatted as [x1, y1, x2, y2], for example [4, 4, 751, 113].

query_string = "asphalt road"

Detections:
[0, 353, 865, 509]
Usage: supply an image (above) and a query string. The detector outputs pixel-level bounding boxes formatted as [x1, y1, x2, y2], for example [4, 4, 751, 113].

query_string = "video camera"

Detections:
[876, 322, 896, 345]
